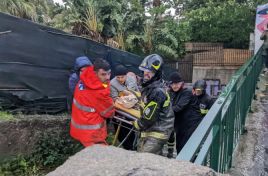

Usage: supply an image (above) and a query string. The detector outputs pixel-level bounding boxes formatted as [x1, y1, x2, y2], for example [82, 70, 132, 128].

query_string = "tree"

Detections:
[47, 1, 80, 33]
[180, 1, 259, 48]
[31, 0, 54, 24]
[0, 0, 37, 21]
[125, 1, 190, 59]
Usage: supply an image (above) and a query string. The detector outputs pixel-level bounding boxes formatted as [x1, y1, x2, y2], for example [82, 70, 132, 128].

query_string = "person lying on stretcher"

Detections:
[110, 65, 139, 100]
[110, 65, 140, 150]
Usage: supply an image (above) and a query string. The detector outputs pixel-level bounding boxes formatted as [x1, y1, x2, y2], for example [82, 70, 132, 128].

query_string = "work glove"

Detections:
[132, 120, 140, 130]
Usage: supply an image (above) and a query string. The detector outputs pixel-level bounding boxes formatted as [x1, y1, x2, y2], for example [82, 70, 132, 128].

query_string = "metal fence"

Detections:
[166, 55, 193, 83]
[166, 43, 253, 83]
[186, 42, 253, 67]
[176, 47, 264, 173]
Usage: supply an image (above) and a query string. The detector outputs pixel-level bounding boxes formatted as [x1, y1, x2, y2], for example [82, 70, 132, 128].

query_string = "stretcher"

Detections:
[111, 99, 141, 148]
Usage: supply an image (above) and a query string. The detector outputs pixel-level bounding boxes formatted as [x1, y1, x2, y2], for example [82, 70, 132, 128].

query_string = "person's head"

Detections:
[192, 79, 207, 96]
[139, 54, 163, 85]
[74, 56, 92, 75]
[94, 58, 111, 84]
[114, 65, 128, 85]
[127, 72, 137, 82]
[169, 72, 184, 92]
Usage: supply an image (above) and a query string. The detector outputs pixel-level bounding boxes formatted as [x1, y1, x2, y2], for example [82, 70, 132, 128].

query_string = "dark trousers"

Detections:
[137, 137, 166, 154]
[167, 131, 175, 158]
[264, 54, 268, 68]
[174, 121, 201, 154]
[167, 131, 175, 150]
[263, 48, 268, 68]
[113, 121, 136, 150]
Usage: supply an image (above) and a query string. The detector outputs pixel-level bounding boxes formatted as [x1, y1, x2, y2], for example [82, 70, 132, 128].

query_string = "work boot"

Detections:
[167, 148, 174, 158]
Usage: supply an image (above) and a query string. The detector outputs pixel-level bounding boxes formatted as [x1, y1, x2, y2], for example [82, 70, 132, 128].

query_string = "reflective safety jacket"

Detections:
[197, 93, 214, 116]
[133, 80, 174, 140]
[70, 66, 115, 147]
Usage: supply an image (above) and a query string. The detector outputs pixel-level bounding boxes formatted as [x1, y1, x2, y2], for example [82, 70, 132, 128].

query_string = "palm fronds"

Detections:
[156, 44, 178, 58]
[0, 0, 37, 21]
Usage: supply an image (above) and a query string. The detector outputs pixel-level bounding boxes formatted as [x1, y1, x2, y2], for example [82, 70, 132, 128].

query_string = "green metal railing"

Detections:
[176, 48, 264, 173]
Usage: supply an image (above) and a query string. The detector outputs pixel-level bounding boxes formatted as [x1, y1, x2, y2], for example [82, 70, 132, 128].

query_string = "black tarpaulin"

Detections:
[0, 12, 175, 114]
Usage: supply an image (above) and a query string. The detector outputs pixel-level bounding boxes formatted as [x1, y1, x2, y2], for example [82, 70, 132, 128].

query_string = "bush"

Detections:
[31, 130, 83, 167]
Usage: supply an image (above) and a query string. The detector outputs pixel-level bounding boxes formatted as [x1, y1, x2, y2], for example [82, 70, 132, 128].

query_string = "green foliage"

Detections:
[0, 127, 83, 176]
[0, 111, 15, 121]
[0, 0, 37, 21]
[0, 155, 41, 176]
[181, 1, 251, 48]
[2, 0, 267, 57]
[47, 2, 81, 32]
[31, 129, 83, 168]
[84, 3, 101, 33]
[180, 0, 268, 48]
[156, 44, 178, 58]
[121, 0, 145, 35]
[106, 132, 115, 145]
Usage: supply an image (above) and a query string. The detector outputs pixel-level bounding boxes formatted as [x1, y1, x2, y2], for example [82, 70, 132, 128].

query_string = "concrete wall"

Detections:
[193, 66, 240, 85]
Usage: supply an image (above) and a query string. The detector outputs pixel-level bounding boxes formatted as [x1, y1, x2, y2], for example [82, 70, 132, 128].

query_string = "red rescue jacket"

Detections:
[70, 66, 115, 147]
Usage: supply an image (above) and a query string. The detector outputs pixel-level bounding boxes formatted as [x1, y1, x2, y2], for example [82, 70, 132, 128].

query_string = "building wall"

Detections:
[192, 66, 240, 97]
[193, 66, 240, 85]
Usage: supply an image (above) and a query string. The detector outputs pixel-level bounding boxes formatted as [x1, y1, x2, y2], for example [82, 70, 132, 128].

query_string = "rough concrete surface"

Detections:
[47, 145, 220, 176]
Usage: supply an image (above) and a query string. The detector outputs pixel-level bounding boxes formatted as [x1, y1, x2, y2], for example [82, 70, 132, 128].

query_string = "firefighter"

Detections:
[70, 58, 115, 147]
[132, 54, 174, 154]
[192, 80, 214, 117]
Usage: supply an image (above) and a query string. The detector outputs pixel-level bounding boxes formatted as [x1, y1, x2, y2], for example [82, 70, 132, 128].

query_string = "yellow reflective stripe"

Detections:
[100, 105, 114, 117]
[167, 145, 175, 149]
[140, 102, 145, 108]
[140, 132, 167, 140]
[71, 119, 105, 130]
[163, 92, 170, 107]
[73, 99, 95, 112]
[167, 141, 175, 146]
[133, 121, 140, 130]
[143, 101, 157, 120]
[152, 63, 160, 70]
[201, 109, 209, 115]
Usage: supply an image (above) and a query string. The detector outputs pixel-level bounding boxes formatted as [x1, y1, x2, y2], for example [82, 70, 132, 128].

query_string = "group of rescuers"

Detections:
[68, 54, 215, 158]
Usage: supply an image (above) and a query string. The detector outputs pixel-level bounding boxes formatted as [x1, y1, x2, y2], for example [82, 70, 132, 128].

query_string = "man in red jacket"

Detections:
[70, 58, 115, 147]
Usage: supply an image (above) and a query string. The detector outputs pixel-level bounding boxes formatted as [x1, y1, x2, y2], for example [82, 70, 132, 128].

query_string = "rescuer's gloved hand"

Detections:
[132, 120, 140, 130]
